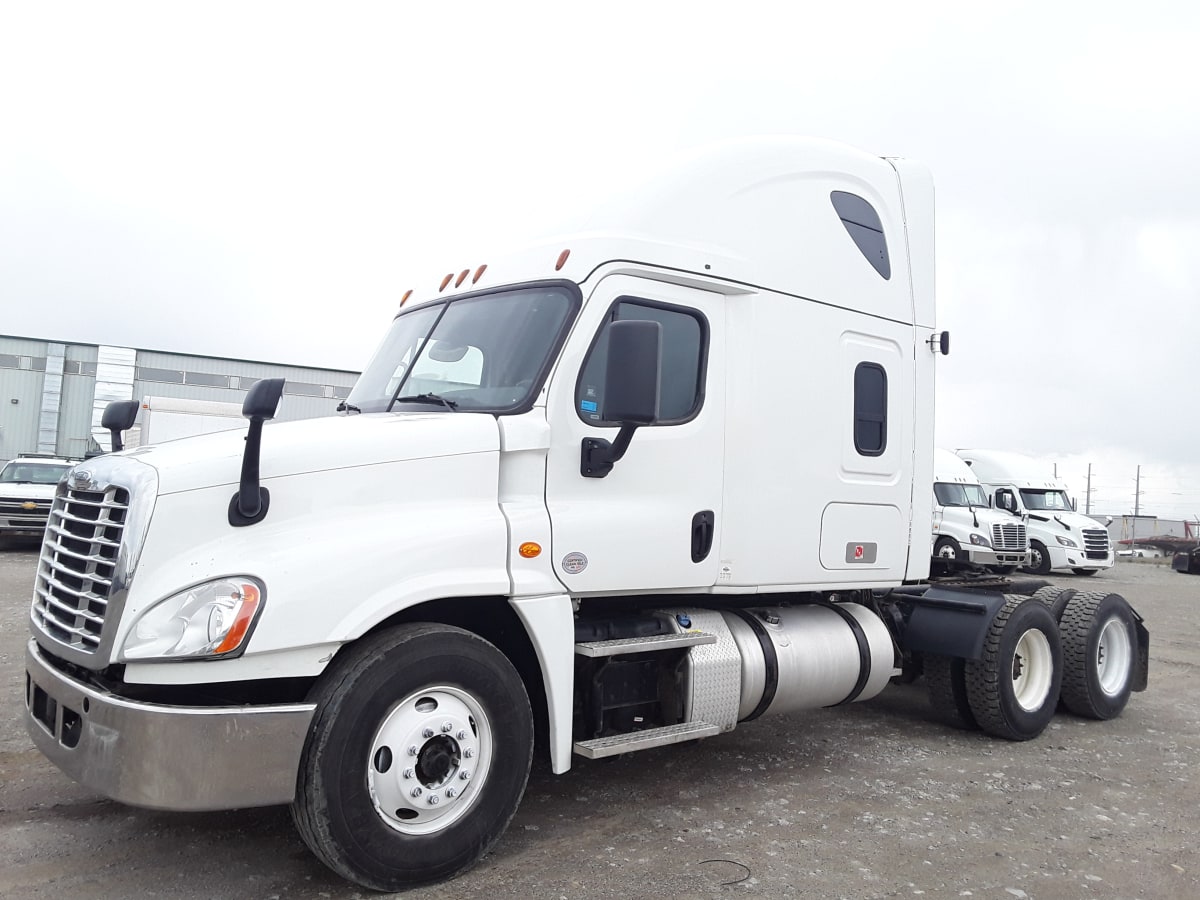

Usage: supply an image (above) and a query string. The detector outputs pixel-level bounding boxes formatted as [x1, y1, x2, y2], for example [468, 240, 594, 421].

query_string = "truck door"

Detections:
[544, 275, 726, 594]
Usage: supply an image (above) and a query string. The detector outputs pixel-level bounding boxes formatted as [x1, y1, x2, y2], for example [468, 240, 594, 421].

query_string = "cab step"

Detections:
[573, 631, 716, 657]
[572, 721, 720, 759]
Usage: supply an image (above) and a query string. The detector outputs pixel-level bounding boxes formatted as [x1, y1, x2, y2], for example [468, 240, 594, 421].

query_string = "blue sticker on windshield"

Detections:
[580, 400, 598, 412]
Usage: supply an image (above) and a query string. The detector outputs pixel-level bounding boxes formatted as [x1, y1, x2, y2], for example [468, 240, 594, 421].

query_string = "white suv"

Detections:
[0, 455, 76, 541]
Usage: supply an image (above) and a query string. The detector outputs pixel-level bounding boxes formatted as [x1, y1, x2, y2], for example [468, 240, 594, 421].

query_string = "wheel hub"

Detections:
[1011, 628, 1053, 712]
[1095, 615, 1133, 697]
[367, 686, 492, 835]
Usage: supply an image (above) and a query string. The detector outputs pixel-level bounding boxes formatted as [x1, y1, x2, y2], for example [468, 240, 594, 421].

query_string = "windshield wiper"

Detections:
[336, 401, 361, 414]
[393, 393, 458, 411]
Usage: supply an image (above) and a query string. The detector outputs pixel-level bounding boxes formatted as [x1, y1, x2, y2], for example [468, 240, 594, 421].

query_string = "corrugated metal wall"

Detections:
[1, 335, 360, 464]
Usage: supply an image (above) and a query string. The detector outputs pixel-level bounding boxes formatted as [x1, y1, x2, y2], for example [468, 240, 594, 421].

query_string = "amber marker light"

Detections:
[455, 269, 470, 287]
[472, 264, 488, 283]
[555, 249, 571, 271]
[519, 542, 542, 559]
[439, 273, 454, 291]
[213, 582, 262, 654]
[400, 289, 413, 307]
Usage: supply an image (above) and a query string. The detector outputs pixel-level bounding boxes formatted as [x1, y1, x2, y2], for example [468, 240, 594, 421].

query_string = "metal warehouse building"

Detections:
[0, 334, 359, 464]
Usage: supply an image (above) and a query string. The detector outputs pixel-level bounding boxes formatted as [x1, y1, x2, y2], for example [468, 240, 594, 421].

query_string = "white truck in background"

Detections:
[931, 449, 1028, 574]
[23, 138, 1148, 891]
[123, 396, 245, 449]
[955, 449, 1115, 576]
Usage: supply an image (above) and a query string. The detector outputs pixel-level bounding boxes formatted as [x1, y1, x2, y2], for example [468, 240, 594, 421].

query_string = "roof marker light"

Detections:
[555, 249, 570, 271]
[472, 264, 487, 284]
[400, 289, 413, 307]
[439, 273, 454, 291]
[455, 269, 469, 288]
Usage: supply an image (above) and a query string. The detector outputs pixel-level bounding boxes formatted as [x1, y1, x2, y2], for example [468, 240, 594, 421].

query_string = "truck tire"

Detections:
[1059, 591, 1137, 720]
[1030, 586, 1075, 623]
[1071, 568, 1097, 576]
[924, 654, 976, 730]
[292, 623, 534, 891]
[965, 595, 1062, 741]
[934, 536, 963, 562]
[1023, 540, 1052, 575]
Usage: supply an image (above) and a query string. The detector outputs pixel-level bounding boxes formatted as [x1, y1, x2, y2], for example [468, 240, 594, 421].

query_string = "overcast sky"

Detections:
[2, 1, 1198, 520]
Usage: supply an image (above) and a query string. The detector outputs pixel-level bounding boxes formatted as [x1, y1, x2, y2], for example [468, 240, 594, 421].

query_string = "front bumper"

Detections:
[24, 639, 315, 811]
[1055, 547, 1116, 570]
[964, 546, 1028, 567]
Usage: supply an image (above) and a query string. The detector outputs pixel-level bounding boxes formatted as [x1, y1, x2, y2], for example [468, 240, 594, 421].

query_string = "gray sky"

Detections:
[2, 1, 1198, 520]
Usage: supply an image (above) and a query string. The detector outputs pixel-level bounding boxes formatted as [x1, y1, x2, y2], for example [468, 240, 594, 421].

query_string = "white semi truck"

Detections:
[23, 138, 1148, 891]
[932, 448, 1028, 574]
[955, 449, 1116, 576]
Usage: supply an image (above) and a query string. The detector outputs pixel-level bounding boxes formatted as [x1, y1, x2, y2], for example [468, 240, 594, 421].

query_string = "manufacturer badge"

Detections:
[561, 552, 588, 575]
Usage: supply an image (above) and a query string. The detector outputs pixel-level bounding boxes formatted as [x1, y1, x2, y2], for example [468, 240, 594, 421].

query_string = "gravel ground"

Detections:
[1, 542, 1196, 899]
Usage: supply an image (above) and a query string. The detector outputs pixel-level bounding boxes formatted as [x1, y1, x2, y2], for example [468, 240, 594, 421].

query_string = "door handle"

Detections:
[691, 510, 715, 563]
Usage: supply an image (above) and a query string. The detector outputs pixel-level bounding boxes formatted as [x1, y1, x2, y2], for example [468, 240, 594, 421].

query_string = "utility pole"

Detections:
[1085, 463, 1093, 515]
[1134, 465, 1142, 518]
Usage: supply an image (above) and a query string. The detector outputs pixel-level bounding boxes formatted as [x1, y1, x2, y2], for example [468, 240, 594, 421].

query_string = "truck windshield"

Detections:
[346, 285, 579, 414]
[1019, 489, 1073, 511]
[934, 482, 988, 507]
[0, 463, 70, 484]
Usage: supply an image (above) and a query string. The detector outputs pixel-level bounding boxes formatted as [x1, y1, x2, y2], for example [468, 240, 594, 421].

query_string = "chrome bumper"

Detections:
[965, 546, 1028, 567]
[24, 639, 316, 811]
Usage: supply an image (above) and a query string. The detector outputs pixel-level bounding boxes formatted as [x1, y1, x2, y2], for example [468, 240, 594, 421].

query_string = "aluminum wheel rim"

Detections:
[367, 685, 493, 836]
[1096, 615, 1133, 697]
[937, 543, 958, 560]
[1012, 628, 1053, 712]
[1029, 546, 1043, 569]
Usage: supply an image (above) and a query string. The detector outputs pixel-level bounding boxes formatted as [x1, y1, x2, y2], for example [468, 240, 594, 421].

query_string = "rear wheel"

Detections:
[1059, 591, 1137, 720]
[292, 624, 534, 891]
[965, 595, 1062, 741]
[1030, 585, 1076, 622]
[925, 654, 976, 730]
[1023, 541, 1052, 575]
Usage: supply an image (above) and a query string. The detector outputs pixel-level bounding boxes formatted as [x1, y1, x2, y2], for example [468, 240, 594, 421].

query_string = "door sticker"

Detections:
[845, 543, 878, 564]
[562, 552, 589, 574]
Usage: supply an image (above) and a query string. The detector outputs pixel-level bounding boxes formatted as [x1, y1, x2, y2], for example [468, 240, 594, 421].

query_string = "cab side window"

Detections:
[853, 362, 887, 456]
[577, 298, 707, 425]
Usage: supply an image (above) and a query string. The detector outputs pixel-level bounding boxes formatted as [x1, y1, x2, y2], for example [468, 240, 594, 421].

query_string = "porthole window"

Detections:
[854, 362, 887, 455]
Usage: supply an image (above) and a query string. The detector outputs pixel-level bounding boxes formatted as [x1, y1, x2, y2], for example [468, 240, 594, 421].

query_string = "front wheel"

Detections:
[1023, 540, 1052, 575]
[292, 624, 534, 891]
[965, 595, 1062, 741]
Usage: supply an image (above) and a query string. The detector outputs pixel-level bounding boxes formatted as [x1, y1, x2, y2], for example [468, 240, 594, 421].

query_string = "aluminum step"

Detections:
[574, 631, 717, 658]
[573, 721, 720, 759]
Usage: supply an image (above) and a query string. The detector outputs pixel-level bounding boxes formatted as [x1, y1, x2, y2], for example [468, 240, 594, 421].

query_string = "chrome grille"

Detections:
[32, 485, 130, 653]
[1083, 528, 1110, 560]
[991, 522, 1028, 551]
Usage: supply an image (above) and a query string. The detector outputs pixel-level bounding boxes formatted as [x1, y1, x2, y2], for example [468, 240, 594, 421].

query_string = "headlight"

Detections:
[969, 533, 992, 547]
[122, 577, 264, 661]
[1056, 536, 1078, 548]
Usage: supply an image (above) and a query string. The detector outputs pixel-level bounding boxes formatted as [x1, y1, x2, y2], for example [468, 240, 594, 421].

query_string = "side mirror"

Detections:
[581, 320, 661, 478]
[229, 378, 285, 527]
[1071, 497, 1078, 511]
[101, 400, 140, 453]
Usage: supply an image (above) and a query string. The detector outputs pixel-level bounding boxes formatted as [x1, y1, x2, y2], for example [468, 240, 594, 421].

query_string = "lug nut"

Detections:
[402, 768, 414, 780]
[428, 794, 440, 806]
[410, 787, 423, 798]
[441, 722, 453, 733]
[446, 788, 458, 799]
[456, 730, 467, 741]
[408, 745, 419, 756]
[463, 748, 474, 759]
[459, 770, 471, 781]
[422, 728, 435, 739]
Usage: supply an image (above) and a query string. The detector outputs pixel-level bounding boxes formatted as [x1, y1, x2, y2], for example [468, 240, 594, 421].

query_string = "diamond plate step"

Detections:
[574, 631, 716, 658]
[572, 721, 719, 759]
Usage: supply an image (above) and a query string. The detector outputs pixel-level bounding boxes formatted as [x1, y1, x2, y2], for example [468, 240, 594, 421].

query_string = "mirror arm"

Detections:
[580, 425, 638, 479]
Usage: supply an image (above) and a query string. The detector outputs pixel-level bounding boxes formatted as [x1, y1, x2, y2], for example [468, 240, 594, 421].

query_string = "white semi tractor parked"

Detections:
[955, 449, 1116, 576]
[23, 138, 1148, 891]
[932, 448, 1028, 574]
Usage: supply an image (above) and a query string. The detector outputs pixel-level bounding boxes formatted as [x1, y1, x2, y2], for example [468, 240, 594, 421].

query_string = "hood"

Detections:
[1025, 509, 1108, 532]
[0, 481, 60, 501]
[117, 412, 501, 496]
